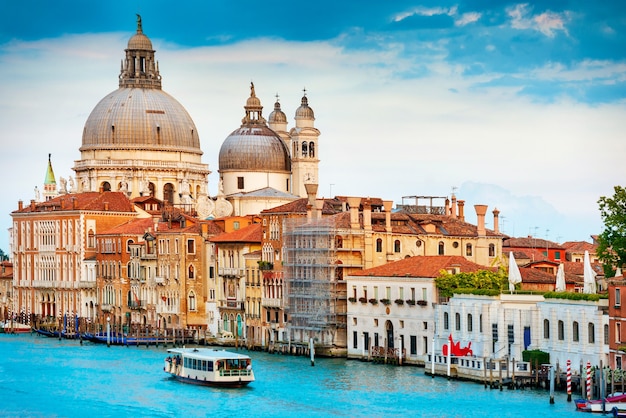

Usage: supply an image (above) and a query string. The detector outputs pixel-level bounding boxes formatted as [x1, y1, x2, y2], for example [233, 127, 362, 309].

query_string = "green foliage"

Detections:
[543, 291, 601, 301]
[523, 349, 550, 365]
[435, 268, 508, 298]
[597, 186, 626, 277]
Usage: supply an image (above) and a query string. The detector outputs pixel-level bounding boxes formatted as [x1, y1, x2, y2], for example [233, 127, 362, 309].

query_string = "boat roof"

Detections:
[166, 347, 251, 361]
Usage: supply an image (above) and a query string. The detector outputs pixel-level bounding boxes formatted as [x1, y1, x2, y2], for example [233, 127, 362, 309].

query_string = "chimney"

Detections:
[103, 202, 109, 211]
[347, 197, 361, 229]
[383, 200, 393, 232]
[18, 200, 23, 211]
[451, 195, 457, 219]
[304, 183, 318, 220]
[30, 199, 36, 211]
[445, 198, 450, 216]
[492, 208, 500, 234]
[315, 198, 324, 219]
[457, 200, 465, 221]
[474, 204, 488, 236]
[363, 198, 372, 231]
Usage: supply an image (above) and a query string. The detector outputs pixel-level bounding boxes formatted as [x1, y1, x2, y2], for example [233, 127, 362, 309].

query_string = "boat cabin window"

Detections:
[183, 357, 214, 371]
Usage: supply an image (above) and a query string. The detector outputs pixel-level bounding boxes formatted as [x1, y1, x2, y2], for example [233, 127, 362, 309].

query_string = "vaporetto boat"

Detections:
[164, 347, 254, 387]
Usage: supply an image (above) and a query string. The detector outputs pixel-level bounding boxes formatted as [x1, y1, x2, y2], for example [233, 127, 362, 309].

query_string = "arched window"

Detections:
[376, 238, 383, 253]
[309, 142, 315, 158]
[444, 312, 449, 330]
[335, 236, 343, 249]
[438, 241, 445, 255]
[335, 260, 344, 281]
[467, 314, 473, 332]
[188, 291, 196, 311]
[543, 319, 550, 339]
[589, 323, 595, 343]
[148, 182, 155, 197]
[455, 313, 461, 331]
[558, 320, 564, 340]
[394, 240, 401, 253]
[163, 183, 174, 204]
[466, 243, 472, 256]
[489, 244, 495, 257]
[302, 141, 308, 157]
[88, 230, 95, 248]
[101, 181, 111, 191]
[188, 264, 195, 279]
[573, 321, 579, 342]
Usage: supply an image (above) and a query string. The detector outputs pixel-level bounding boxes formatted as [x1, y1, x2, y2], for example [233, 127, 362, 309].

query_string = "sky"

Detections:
[0, 0, 625, 254]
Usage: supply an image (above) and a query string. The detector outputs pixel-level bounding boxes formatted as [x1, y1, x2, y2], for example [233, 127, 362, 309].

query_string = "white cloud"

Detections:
[393, 6, 457, 22]
[455, 12, 481, 27]
[508, 3, 570, 37]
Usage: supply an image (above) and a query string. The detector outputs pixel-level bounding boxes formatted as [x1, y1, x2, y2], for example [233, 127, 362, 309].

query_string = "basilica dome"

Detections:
[80, 88, 202, 155]
[219, 125, 290, 172]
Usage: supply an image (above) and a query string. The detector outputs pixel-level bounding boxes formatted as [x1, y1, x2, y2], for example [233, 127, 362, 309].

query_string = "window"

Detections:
[618, 322, 622, 344]
[302, 141, 308, 157]
[188, 291, 196, 311]
[489, 244, 495, 257]
[455, 313, 461, 331]
[376, 238, 382, 253]
[465, 243, 472, 256]
[237, 176, 244, 189]
[364, 332, 370, 352]
[588, 323, 595, 344]
[555, 251, 561, 260]
[309, 142, 315, 158]
[573, 321, 579, 342]
[558, 320, 564, 340]
[605, 324, 610, 345]
[410, 336, 417, 355]
[188, 264, 195, 279]
[394, 240, 401, 253]
[187, 239, 195, 254]
[543, 319, 550, 339]
[617, 288, 622, 306]
[444, 312, 449, 330]
[353, 331, 358, 349]
[374, 333, 379, 347]
[438, 241, 444, 255]
[88, 230, 95, 248]
[467, 314, 473, 332]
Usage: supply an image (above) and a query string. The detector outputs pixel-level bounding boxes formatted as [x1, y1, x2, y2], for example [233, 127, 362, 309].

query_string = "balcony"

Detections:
[128, 300, 146, 310]
[154, 276, 166, 285]
[78, 280, 96, 289]
[100, 304, 113, 312]
[262, 298, 283, 309]
[219, 267, 245, 277]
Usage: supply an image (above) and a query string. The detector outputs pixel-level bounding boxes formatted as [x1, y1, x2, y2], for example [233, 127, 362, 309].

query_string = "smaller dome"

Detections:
[128, 33, 153, 50]
[295, 95, 315, 120]
[246, 95, 261, 107]
[269, 101, 287, 124]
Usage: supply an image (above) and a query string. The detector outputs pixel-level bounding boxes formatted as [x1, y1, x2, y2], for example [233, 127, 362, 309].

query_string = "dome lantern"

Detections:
[119, 14, 161, 89]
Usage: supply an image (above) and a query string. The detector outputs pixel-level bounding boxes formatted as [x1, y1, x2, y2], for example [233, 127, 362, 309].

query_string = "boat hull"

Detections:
[166, 372, 252, 388]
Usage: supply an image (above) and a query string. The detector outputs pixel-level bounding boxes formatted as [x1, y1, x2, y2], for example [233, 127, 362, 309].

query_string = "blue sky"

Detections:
[0, 1, 625, 253]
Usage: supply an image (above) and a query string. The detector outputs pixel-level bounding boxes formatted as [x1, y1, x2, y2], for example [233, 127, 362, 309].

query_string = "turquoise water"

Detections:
[0, 334, 577, 417]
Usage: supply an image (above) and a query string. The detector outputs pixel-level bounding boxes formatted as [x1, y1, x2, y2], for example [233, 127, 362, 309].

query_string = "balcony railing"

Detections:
[219, 267, 245, 277]
[262, 298, 283, 308]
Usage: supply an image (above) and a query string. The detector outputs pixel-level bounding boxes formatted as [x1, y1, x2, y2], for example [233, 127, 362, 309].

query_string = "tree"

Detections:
[435, 268, 508, 298]
[597, 185, 626, 277]
[0, 248, 7, 261]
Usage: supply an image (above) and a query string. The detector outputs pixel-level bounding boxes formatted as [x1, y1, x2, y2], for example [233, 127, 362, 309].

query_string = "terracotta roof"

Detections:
[518, 267, 576, 284]
[260, 198, 339, 215]
[100, 213, 199, 235]
[351, 255, 493, 278]
[561, 241, 597, 253]
[14, 192, 136, 214]
[210, 223, 262, 243]
[503, 237, 564, 250]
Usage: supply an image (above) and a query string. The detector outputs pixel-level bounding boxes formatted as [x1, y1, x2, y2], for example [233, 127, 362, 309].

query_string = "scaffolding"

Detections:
[283, 216, 346, 344]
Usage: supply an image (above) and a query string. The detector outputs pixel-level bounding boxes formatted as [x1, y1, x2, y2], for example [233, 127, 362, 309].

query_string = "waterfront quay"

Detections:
[1, 333, 578, 417]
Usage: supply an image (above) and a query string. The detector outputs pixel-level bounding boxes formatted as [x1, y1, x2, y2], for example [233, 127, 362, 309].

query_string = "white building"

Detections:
[435, 293, 609, 369]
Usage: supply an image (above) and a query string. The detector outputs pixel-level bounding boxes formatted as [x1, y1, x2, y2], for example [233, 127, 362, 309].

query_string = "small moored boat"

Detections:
[576, 393, 626, 413]
[164, 347, 254, 387]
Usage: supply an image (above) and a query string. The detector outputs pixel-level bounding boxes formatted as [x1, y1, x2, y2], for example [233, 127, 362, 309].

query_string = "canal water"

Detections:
[1, 334, 578, 417]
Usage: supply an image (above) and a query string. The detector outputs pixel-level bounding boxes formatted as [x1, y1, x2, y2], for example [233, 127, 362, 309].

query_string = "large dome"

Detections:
[219, 126, 290, 172]
[80, 87, 202, 155]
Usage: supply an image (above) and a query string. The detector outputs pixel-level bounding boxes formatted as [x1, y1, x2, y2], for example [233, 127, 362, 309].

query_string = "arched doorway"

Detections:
[101, 181, 111, 191]
[385, 320, 394, 349]
[163, 183, 174, 204]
